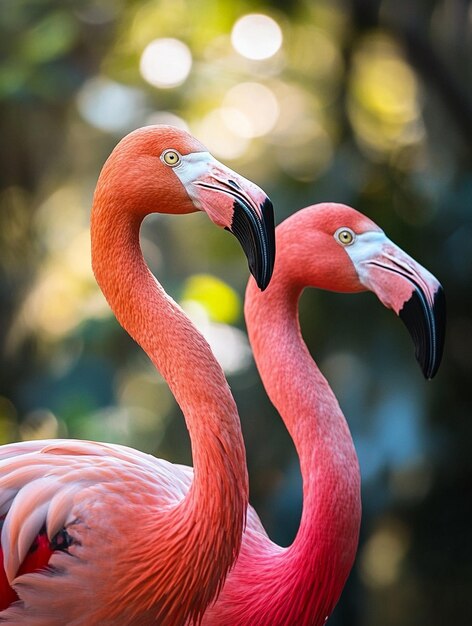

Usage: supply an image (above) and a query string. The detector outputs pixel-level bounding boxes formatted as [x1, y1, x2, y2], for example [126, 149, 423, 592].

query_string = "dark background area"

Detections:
[0, 1, 471, 624]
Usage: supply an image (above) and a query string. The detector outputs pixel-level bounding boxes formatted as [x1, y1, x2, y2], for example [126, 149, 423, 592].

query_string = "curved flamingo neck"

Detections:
[90, 197, 248, 622]
[243, 270, 361, 623]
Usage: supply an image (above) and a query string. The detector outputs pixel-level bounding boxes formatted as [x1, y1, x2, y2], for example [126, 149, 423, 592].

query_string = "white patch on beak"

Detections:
[341, 230, 390, 288]
[170, 151, 216, 209]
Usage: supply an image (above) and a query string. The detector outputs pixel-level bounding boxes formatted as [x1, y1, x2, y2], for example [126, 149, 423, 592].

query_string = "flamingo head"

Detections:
[277, 202, 446, 378]
[96, 125, 275, 290]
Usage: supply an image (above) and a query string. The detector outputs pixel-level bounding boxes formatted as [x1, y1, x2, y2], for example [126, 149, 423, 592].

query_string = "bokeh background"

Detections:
[0, 0, 470, 623]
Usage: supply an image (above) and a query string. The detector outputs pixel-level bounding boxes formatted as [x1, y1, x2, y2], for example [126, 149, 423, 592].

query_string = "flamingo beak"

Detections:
[398, 277, 445, 379]
[225, 194, 275, 293]
[171, 152, 275, 291]
[347, 232, 446, 379]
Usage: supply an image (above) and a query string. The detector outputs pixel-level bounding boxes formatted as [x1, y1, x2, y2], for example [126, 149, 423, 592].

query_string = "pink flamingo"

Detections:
[203, 202, 445, 626]
[0, 125, 275, 625]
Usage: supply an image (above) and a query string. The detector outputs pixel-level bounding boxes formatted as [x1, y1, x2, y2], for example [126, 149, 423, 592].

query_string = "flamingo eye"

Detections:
[161, 149, 181, 167]
[334, 227, 356, 246]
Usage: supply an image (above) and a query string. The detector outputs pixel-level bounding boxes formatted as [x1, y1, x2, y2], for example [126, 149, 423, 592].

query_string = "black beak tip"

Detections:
[399, 285, 446, 379]
[257, 197, 276, 291]
[227, 196, 276, 292]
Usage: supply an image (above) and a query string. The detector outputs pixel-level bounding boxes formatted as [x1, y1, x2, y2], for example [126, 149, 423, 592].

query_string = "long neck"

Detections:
[91, 199, 248, 624]
[244, 275, 361, 624]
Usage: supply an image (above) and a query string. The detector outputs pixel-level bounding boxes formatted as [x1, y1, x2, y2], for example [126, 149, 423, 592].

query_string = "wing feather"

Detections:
[46, 482, 85, 541]
[0, 439, 192, 592]
[3, 478, 60, 583]
[0, 490, 16, 518]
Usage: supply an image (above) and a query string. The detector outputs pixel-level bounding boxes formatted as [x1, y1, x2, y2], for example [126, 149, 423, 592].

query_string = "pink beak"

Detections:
[353, 236, 445, 379]
[175, 153, 275, 291]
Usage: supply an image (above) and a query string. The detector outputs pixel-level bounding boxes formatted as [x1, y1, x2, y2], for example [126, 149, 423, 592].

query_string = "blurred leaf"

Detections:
[0, 62, 29, 97]
[19, 11, 78, 63]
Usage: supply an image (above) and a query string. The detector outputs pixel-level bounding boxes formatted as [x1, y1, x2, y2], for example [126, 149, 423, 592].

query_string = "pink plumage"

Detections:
[203, 203, 445, 625]
[0, 126, 275, 624]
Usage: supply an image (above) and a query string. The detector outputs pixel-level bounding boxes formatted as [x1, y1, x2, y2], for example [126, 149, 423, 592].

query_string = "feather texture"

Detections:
[0, 439, 193, 624]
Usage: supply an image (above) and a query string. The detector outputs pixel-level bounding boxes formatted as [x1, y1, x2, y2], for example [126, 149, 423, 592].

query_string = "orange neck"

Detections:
[91, 197, 248, 624]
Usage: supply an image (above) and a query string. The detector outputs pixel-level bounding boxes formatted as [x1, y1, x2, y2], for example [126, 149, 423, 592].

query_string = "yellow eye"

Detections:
[334, 227, 355, 246]
[162, 149, 181, 167]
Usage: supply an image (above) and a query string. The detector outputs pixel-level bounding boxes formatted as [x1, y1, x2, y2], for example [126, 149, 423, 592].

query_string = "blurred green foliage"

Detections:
[1, 1, 471, 624]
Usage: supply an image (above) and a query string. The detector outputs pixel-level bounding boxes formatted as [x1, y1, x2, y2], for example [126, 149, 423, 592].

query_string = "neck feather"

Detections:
[242, 275, 361, 624]
[91, 199, 248, 624]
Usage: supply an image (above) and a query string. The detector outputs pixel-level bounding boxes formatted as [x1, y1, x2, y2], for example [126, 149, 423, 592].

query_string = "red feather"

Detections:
[0, 529, 53, 610]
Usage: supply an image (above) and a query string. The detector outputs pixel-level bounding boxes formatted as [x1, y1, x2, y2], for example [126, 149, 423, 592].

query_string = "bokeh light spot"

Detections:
[77, 76, 146, 132]
[360, 520, 410, 588]
[145, 111, 189, 130]
[231, 14, 283, 60]
[193, 109, 249, 160]
[274, 118, 333, 182]
[140, 38, 192, 88]
[348, 34, 423, 155]
[181, 274, 241, 324]
[223, 82, 279, 138]
[182, 302, 251, 375]
[20, 409, 65, 441]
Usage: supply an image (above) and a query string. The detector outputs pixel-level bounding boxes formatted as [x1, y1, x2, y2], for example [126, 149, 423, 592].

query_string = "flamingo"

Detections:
[203, 202, 445, 626]
[0, 125, 276, 625]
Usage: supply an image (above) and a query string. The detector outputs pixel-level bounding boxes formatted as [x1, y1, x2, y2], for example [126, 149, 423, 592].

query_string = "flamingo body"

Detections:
[0, 126, 276, 625]
[203, 203, 445, 626]
[0, 440, 193, 624]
